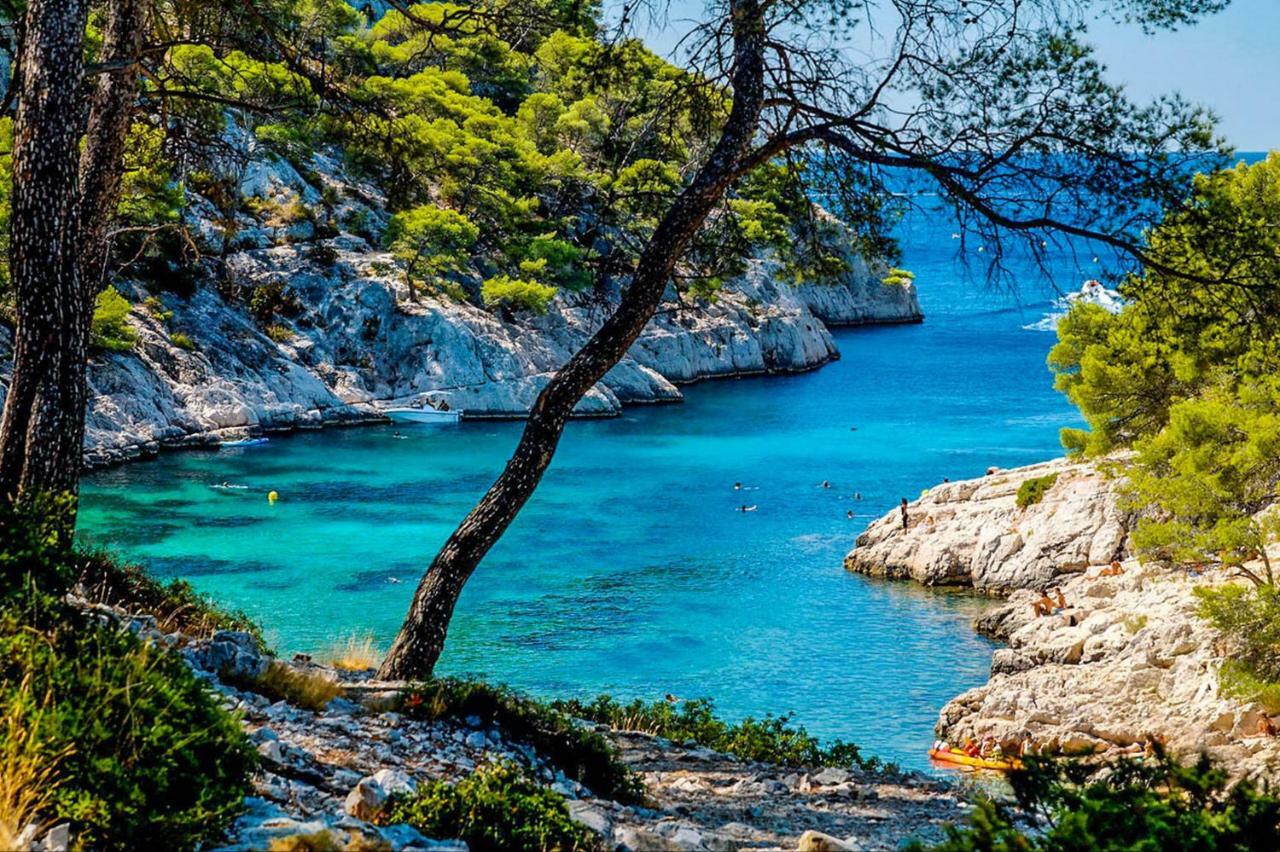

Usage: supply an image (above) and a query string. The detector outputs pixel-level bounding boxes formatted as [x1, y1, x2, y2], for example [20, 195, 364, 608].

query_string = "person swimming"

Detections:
[211, 481, 247, 490]
[737, 504, 757, 512]
[846, 510, 854, 519]
[734, 482, 742, 490]
[821, 480, 830, 489]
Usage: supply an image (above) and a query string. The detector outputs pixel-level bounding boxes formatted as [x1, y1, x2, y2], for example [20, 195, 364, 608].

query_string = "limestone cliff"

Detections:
[844, 458, 1129, 593]
[0, 138, 920, 468]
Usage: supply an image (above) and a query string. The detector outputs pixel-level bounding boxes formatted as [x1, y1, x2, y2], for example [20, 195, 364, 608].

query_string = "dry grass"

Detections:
[321, 633, 382, 672]
[234, 662, 345, 712]
[268, 829, 390, 851]
[0, 677, 70, 848]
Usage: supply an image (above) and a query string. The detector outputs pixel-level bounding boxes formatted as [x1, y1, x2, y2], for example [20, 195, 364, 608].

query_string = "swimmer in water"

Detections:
[734, 482, 742, 490]
[855, 492, 862, 501]
[737, 504, 757, 513]
[211, 481, 247, 490]
[846, 510, 854, 519]
[821, 480, 830, 489]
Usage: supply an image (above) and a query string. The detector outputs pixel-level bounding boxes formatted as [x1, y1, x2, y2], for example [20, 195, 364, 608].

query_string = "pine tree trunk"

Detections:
[0, 0, 91, 505]
[377, 0, 767, 681]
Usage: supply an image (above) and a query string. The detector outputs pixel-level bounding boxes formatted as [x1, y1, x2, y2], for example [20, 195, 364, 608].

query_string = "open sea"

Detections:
[78, 200, 1100, 772]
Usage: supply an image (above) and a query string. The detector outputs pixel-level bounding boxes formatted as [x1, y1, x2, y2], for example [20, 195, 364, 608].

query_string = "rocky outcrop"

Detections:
[0, 136, 920, 469]
[844, 458, 1130, 593]
[936, 562, 1280, 783]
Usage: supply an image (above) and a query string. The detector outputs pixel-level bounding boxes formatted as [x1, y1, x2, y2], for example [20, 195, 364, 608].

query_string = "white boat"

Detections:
[384, 407, 462, 424]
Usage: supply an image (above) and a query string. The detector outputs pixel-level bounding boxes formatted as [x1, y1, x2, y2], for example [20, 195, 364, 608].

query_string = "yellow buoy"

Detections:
[268, 490, 279, 504]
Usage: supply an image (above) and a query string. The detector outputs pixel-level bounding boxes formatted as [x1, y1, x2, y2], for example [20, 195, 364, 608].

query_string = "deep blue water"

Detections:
[78, 203, 1090, 772]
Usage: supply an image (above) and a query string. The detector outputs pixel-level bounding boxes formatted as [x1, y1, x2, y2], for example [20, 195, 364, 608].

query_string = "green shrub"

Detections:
[915, 751, 1280, 851]
[73, 548, 262, 645]
[398, 679, 642, 803]
[90, 287, 139, 353]
[481, 275, 557, 315]
[247, 280, 301, 322]
[0, 596, 255, 848]
[554, 695, 879, 771]
[1016, 473, 1059, 509]
[170, 331, 197, 351]
[1196, 583, 1280, 695]
[380, 761, 602, 852]
[143, 296, 174, 321]
[881, 267, 915, 287]
[266, 323, 295, 342]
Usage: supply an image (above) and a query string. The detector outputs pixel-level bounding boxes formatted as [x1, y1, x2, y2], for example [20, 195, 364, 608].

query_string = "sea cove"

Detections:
[78, 211, 1084, 773]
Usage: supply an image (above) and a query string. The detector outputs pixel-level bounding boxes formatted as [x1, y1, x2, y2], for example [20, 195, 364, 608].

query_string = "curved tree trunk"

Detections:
[0, 0, 91, 505]
[378, 0, 768, 680]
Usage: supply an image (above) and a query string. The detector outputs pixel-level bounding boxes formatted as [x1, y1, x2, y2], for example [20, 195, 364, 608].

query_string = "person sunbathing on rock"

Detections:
[1054, 588, 1068, 611]
[1032, 591, 1055, 617]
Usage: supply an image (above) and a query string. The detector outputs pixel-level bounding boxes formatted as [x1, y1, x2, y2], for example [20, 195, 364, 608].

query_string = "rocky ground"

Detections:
[846, 458, 1280, 784]
[0, 123, 921, 470]
[937, 560, 1280, 783]
[76, 615, 968, 852]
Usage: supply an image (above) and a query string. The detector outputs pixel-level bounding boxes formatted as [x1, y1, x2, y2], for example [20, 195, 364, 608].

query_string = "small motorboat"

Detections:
[384, 406, 462, 424]
[220, 437, 270, 448]
[928, 747, 1023, 772]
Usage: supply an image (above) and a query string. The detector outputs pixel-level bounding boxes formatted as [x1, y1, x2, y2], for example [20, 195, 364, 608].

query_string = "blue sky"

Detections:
[1088, 0, 1278, 150]
[628, 0, 1277, 150]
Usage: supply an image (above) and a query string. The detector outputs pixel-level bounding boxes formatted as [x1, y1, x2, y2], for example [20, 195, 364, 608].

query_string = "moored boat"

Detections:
[384, 407, 463, 424]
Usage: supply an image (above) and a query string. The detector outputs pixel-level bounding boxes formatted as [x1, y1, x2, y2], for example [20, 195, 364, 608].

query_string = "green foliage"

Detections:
[0, 514, 254, 849]
[398, 679, 643, 803]
[881, 268, 915, 288]
[1016, 474, 1060, 509]
[384, 205, 479, 297]
[552, 695, 880, 771]
[247, 280, 302, 323]
[90, 287, 139, 352]
[380, 760, 602, 852]
[481, 275, 557, 314]
[1051, 154, 1280, 570]
[1196, 583, 1280, 685]
[73, 547, 262, 644]
[171, 331, 197, 351]
[916, 751, 1280, 851]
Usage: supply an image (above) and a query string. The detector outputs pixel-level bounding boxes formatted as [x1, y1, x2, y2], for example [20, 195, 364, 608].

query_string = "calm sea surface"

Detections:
[79, 203, 1095, 771]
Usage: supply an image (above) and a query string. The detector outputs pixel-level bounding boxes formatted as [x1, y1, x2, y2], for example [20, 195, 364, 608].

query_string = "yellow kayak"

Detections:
[929, 747, 1023, 772]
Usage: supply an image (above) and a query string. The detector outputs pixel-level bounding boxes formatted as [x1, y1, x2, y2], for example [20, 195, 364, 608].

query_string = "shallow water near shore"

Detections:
[79, 208, 1088, 773]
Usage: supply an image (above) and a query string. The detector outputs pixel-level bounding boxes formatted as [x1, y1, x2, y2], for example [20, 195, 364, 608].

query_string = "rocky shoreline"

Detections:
[846, 458, 1280, 783]
[0, 134, 921, 471]
[80, 605, 968, 852]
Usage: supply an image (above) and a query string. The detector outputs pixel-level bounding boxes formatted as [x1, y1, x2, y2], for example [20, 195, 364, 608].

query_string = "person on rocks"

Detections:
[1032, 591, 1056, 617]
[1054, 588, 1068, 611]
[1259, 713, 1278, 738]
[900, 498, 910, 530]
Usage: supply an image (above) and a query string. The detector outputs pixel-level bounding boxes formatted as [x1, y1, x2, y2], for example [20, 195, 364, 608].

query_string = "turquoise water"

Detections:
[78, 209, 1088, 772]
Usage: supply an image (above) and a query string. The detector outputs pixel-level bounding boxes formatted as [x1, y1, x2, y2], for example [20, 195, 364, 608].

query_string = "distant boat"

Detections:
[384, 407, 462, 424]
[221, 437, 270, 448]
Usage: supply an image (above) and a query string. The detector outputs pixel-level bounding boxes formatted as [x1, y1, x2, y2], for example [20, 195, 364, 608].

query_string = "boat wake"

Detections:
[1023, 280, 1123, 332]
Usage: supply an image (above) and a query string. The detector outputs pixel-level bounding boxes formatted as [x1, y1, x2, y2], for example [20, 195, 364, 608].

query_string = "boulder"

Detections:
[343, 776, 388, 821]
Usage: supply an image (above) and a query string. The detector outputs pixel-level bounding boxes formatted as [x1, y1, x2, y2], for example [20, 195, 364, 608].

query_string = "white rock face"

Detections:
[844, 458, 1130, 593]
[937, 564, 1280, 783]
[0, 143, 920, 468]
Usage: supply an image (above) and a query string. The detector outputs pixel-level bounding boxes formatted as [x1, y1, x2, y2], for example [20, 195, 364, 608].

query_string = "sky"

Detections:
[625, 0, 1279, 151]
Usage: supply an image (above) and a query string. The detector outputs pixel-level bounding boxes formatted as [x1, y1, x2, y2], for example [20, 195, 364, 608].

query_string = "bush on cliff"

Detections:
[552, 694, 881, 771]
[1015, 473, 1059, 510]
[0, 506, 255, 849]
[380, 760, 603, 852]
[918, 751, 1280, 851]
